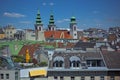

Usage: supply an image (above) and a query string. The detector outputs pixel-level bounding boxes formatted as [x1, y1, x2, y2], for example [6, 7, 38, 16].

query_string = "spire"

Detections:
[49, 11, 55, 25]
[48, 10, 56, 31]
[70, 16, 77, 24]
[36, 10, 42, 25]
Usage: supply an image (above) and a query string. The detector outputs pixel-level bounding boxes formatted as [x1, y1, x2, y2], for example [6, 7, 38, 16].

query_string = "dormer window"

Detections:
[53, 56, 64, 68]
[70, 56, 80, 68]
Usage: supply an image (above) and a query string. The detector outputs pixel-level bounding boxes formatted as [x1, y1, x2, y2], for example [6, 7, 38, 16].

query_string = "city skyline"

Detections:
[0, 0, 120, 30]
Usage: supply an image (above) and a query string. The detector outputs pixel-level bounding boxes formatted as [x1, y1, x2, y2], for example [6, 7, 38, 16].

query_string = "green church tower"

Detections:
[35, 10, 43, 31]
[70, 16, 78, 39]
[34, 10, 45, 41]
[48, 12, 56, 31]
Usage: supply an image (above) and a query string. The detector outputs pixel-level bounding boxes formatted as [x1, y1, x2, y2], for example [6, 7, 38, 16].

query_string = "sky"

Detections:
[0, 0, 120, 30]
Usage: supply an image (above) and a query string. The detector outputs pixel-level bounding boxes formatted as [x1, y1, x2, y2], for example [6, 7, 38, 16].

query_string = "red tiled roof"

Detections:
[18, 44, 40, 58]
[44, 30, 72, 39]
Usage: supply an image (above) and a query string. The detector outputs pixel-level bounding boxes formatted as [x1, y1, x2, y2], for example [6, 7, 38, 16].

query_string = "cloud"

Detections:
[4, 12, 26, 18]
[63, 19, 69, 21]
[57, 18, 70, 23]
[49, 2, 54, 6]
[42, 2, 46, 6]
[42, 2, 54, 6]
[93, 11, 100, 14]
[19, 21, 31, 24]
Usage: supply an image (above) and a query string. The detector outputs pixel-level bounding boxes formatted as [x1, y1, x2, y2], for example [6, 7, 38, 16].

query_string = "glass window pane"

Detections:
[81, 76, 85, 80]
[6, 74, 9, 79]
[1, 74, 4, 79]
[100, 76, 104, 80]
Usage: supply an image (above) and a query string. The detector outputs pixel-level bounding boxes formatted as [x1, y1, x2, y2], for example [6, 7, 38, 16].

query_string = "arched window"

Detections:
[53, 56, 64, 68]
[70, 56, 80, 68]
[73, 26, 76, 31]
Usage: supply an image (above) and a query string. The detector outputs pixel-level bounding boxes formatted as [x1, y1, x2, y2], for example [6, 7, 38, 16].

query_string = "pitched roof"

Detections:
[49, 51, 102, 68]
[53, 51, 102, 59]
[18, 44, 40, 58]
[74, 41, 95, 48]
[44, 30, 72, 39]
[101, 49, 120, 69]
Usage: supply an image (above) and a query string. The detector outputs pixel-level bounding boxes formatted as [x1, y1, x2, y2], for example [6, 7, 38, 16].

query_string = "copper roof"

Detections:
[18, 44, 40, 58]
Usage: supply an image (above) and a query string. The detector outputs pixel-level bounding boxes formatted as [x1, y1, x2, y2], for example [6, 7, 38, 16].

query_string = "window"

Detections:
[60, 76, 64, 80]
[71, 77, 75, 80]
[110, 76, 114, 80]
[0, 74, 4, 79]
[54, 76, 58, 80]
[59, 61, 63, 67]
[81, 76, 85, 80]
[91, 76, 94, 80]
[15, 72, 18, 80]
[6, 74, 9, 79]
[53, 61, 64, 67]
[70, 61, 80, 67]
[70, 56, 80, 68]
[74, 26, 76, 31]
[53, 56, 64, 68]
[87, 60, 104, 67]
[10, 35, 12, 38]
[100, 76, 104, 80]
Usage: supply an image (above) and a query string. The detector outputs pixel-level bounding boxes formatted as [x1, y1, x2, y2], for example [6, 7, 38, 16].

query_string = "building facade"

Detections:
[4, 25, 16, 39]
[24, 10, 79, 42]
[46, 48, 120, 80]
[14, 29, 25, 40]
[34, 10, 45, 41]
[24, 29, 36, 41]
[0, 56, 20, 80]
[0, 28, 5, 39]
[0, 70, 20, 80]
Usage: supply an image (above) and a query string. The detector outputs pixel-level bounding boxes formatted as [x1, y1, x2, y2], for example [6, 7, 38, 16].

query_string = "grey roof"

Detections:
[101, 50, 120, 69]
[70, 56, 80, 61]
[74, 42, 96, 48]
[53, 56, 64, 61]
[50, 48, 120, 70]
[49, 51, 103, 69]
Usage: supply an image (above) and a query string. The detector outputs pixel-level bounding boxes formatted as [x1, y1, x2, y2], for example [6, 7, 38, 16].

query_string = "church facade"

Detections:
[25, 10, 79, 42]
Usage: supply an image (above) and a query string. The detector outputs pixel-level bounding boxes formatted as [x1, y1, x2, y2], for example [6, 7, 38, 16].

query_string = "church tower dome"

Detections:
[48, 11, 56, 31]
[35, 10, 43, 31]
